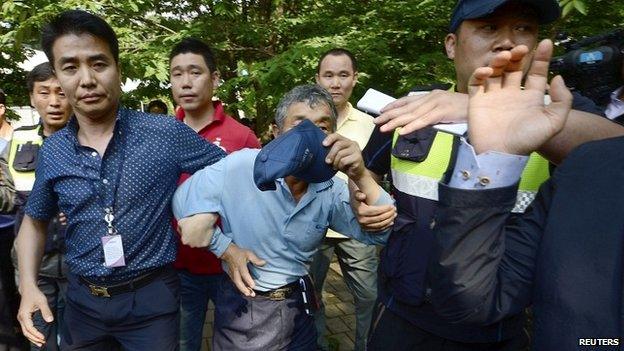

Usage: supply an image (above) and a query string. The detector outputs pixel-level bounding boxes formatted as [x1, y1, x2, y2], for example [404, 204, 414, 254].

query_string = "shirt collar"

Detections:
[36, 123, 46, 139]
[308, 179, 334, 193]
[275, 178, 334, 194]
[176, 100, 226, 125]
[344, 102, 358, 122]
[336, 103, 358, 131]
[212, 100, 226, 123]
[66, 107, 125, 143]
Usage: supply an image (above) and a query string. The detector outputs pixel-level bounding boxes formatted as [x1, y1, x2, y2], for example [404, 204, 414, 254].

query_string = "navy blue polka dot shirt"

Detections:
[25, 108, 226, 281]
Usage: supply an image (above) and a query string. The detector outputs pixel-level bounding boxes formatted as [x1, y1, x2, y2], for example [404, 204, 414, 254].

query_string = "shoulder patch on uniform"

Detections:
[14, 124, 39, 132]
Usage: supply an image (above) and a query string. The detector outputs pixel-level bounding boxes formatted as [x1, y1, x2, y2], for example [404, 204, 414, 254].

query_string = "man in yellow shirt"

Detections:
[311, 48, 377, 351]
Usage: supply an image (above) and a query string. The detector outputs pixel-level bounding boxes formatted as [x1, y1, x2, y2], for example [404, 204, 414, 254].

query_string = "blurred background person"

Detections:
[0, 87, 21, 351]
[10, 62, 72, 351]
[310, 48, 376, 351]
[168, 37, 261, 351]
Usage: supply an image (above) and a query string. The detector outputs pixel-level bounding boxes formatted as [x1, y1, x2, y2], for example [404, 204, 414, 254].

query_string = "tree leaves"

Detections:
[560, 0, 588, 17]
[0, 0, 621, 130]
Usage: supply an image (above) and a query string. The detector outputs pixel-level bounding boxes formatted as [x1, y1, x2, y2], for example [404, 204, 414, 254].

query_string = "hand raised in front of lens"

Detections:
[467, 39, 573, 156]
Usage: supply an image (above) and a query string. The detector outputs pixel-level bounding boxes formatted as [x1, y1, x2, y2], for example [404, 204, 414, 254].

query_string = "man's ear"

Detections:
[0, 104, 5, 119]
[445, 33, 457, 60]
[352, 71, 359, 87]
[212, 70, 221, 89]
[271, 123, 280, 139]
[117, 63, 122, 85]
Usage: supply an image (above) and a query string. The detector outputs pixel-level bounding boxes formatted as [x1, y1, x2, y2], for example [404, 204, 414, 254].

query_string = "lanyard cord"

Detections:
[74, 126, 126, 236]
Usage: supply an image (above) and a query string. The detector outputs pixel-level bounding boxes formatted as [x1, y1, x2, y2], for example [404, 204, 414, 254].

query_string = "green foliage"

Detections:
[560, 0, 587, 17]
[554, 0, 623, 36]
[0, 53, 29, 111]
[548, 0, 624, 61]
[1, 0, 621, 133]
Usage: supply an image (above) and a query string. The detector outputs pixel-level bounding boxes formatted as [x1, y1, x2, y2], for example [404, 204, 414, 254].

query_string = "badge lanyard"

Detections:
[82, 138, 125, 233]
[103, 207, 117, 235]
[76, 129, 127, 267]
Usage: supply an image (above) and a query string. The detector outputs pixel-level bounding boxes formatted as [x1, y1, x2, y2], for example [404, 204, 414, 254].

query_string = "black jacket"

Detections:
[429, 136, 624, 351]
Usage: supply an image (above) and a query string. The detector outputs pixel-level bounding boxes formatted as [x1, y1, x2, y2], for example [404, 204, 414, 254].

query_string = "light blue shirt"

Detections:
[605, 86, 624, 120]
[448, 138, 528, 189]
[172, 148, 392, 291]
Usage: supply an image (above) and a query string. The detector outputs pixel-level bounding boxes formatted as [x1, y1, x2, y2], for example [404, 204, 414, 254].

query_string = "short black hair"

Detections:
[27, 62, 56, 94]
[0, 88, 5, 105]
[169, 38, 217, 73]
[317, 48, 358, 73]
[147, 100, 168, 114]
[41, 10, 119, 65]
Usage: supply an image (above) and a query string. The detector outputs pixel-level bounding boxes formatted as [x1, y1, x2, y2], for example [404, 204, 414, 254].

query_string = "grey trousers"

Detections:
[213, 279, 316, 351]
[309, 238, 378, 351]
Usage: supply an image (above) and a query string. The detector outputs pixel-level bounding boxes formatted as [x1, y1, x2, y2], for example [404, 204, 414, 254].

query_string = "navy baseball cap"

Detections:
[253, 119, 337, 191]
[449, 0, 561, 33]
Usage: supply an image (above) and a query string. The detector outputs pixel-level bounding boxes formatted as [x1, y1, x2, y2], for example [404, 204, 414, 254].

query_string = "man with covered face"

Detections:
[173, 84, 395, 351]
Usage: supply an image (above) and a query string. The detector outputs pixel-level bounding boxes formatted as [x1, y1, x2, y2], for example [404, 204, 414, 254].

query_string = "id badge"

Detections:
[101, 235, 126, 267]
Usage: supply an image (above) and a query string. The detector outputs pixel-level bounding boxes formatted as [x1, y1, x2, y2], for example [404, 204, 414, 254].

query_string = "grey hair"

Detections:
[274, 84, 338, 132]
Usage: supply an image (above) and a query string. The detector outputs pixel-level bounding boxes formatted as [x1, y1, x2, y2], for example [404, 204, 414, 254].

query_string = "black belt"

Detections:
[254, 280, 301, 301]
[79, 267, 165, 298]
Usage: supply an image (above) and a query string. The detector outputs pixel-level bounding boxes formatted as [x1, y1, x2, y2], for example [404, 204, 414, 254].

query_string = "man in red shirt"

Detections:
[169, 38, 261, 351]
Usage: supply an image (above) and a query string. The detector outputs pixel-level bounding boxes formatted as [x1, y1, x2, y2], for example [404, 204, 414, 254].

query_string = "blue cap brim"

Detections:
[253, 120, 337, 191]
[450, 0, 561, 33]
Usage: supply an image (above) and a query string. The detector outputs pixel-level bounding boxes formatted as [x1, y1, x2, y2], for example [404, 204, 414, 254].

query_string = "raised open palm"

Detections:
[468, 39, 573, 156]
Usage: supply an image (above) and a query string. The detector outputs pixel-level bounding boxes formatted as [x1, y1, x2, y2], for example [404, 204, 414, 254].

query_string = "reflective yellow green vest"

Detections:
[8, 125, 43, 192]
[390, 130, 550, 213]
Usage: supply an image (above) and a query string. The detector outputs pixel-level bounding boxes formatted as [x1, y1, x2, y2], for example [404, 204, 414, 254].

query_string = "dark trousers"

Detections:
[213, 278, 316, 351]
[60, 267, 179, 351]
[367, 303, 529, 351]
[178, 271, 224, 351]
[0, 226, 26, 349]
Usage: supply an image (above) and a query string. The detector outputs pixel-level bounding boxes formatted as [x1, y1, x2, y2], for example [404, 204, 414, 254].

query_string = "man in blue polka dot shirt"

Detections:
[13, 10, 225, 350]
